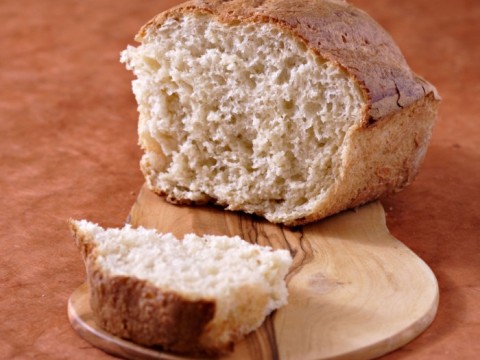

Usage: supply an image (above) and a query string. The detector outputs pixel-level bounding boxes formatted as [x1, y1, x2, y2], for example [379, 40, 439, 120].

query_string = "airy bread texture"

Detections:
[70, 219, 292, 354]
[121, 0, 440, 226]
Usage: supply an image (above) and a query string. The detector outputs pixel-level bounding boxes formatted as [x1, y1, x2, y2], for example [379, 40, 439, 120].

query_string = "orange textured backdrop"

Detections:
[1, 0, 479, 359]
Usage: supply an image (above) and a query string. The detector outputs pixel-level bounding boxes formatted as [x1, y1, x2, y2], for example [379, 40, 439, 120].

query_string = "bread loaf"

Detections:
[121, 0, 440, 226]
[69, 219, 292, 354]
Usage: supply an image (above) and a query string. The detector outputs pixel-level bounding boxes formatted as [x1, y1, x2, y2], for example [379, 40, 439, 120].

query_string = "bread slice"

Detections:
[69, 219, 292, 354]
[121, 0, 440, 226]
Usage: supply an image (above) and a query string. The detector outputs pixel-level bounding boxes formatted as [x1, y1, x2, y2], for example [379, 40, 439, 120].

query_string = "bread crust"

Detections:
[88, 270, 218, 354]
[69, 221, 227, 355]
[136, 0, 440, 124]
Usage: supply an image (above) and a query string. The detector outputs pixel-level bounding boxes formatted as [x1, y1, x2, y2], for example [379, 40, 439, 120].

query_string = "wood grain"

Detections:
[69, 184, 439, 359]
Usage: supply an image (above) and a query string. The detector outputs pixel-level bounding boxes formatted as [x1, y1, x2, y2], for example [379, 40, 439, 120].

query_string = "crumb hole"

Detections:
[282, 99, 295, 112]
[143, 56, 160, 71]
[276, 68, 290, 84]
[305, 102, 321, 117]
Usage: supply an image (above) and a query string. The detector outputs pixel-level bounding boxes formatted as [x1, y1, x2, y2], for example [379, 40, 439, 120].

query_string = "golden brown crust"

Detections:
[136, 0, 439, 124]
[88, 270, 218, 354]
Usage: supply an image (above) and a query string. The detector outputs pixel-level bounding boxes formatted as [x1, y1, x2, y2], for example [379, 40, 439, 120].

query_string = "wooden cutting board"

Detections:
[68, 184, 439, 360]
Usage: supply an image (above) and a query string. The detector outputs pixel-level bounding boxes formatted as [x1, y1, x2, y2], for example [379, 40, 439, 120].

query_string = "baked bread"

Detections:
[121, 0, 440, 226]
[69, 219, 292, 354]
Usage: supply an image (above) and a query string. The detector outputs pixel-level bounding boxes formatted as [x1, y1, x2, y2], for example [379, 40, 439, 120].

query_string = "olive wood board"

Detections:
[68, 184, 439, 360]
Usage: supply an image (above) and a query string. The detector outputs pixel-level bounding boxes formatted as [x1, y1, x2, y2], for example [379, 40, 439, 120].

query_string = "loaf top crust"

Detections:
[136, 0, 439, 124]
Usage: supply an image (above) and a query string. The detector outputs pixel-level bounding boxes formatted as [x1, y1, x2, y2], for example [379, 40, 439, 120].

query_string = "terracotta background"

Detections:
[1, 0, 479, 359]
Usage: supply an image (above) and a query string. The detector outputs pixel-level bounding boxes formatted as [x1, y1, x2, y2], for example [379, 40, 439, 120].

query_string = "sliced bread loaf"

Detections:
[121, 0, 440, 225]
[70, 219, 292, 354]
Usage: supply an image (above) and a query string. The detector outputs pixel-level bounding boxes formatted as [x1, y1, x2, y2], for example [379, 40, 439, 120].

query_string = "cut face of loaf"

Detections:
[70, 220, 292, 354]
[121, 0, 439, 225]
